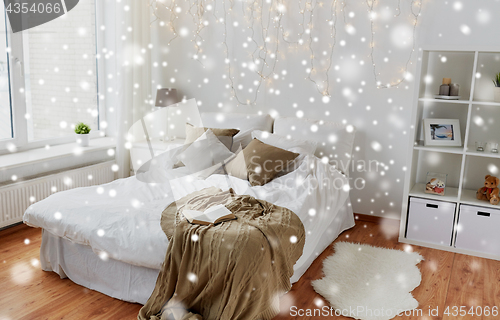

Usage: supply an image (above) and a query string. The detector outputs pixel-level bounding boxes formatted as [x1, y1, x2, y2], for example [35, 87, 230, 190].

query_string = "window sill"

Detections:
[0, 137, 116, 170]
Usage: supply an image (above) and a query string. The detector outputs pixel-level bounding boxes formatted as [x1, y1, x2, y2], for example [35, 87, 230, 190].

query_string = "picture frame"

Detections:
[423, 118, 462, 147]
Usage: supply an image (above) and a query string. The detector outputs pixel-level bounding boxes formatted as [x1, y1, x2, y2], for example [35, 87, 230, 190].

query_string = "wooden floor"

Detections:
[1, 219, 499, 319]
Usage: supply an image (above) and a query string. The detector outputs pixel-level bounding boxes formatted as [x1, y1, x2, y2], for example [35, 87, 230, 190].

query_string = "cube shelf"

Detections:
[400, 46, 500, 261]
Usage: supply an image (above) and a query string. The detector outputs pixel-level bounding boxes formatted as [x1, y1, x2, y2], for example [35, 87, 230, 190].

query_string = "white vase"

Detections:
[495, 87, 500, 103]
[76, 133, 90, 147]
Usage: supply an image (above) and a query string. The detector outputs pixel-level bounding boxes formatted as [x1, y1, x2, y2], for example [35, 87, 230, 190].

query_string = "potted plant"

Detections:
[74, 122, 91, 147]
[493, 72, 500, 102]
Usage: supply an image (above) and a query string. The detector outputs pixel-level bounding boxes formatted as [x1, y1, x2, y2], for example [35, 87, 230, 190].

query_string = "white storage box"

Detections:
[406, 197, 456, 246]
[455, 205, 500, 256]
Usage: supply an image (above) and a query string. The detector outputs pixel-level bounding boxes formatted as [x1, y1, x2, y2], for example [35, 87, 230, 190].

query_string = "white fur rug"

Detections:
[312, 242, 423, 320]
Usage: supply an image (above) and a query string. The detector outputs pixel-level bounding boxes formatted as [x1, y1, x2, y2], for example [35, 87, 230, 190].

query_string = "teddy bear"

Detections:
[476, 175, 500, 205]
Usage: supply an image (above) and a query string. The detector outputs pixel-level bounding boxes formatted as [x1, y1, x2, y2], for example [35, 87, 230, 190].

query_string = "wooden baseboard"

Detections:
[354, 213, 400, 226]
[0, 221, 23, 232]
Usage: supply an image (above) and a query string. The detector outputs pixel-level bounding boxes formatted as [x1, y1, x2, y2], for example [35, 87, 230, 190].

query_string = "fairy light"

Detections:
[222, 0, 284, 105]
[366, 0, 422, 88]
[280, 0, 309, 44]
[148, 0, 423, 102]
[187, 0, 207, 65]
[306, 0, 338, 96]
[395, 0, 402, 16]
[153, 0, 179, 46]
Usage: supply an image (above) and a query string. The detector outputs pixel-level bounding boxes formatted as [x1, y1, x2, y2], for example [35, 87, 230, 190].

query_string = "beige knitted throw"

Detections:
[138, 187, 305, 320]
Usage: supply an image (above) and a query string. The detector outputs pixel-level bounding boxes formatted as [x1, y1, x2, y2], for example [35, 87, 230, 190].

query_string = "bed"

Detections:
[23, 113, 356, 312]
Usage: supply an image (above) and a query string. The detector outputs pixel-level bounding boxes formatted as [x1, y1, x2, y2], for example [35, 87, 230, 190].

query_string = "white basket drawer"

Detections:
[455, 205, 500, 256]
[406, 197, 456, 246]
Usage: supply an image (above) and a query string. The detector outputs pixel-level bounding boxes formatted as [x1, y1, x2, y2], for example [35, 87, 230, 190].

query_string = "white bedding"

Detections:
[24, 152, 354, 283]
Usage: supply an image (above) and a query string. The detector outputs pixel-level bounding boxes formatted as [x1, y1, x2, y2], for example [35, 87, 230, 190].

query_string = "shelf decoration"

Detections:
[491, 143, 499, 153]
[493, 72, 500, 102]
[475, 141, 485, 152]
[450, 83, 460, 96]
[423, 118, 462, 147]
[438, 78, 451, 95]
[435, 77, 460, 100]
[425, 172, 447, 196]
[476, 174, 500, 205]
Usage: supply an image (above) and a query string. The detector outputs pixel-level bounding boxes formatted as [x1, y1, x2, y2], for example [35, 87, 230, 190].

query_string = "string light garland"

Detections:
[395, 0, 402, 16]
[188, 0, 217, 65]
[279, 0, 310, 45]
[366, 0, 422, 88]
[222, 0, 284, 105]
[167, 0, 180, 45]
[148, 0, 422, 103]
[305, 0, 339, 96]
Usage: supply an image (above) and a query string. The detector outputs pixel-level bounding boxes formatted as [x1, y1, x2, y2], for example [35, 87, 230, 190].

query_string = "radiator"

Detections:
[0, 161, 116, 229]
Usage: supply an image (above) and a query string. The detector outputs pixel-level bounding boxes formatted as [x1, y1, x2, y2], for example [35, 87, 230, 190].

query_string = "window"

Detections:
[0, 0, 101, 151]
[0, 10, 11, 141]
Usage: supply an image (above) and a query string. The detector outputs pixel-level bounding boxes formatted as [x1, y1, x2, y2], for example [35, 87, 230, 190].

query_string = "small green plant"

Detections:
[74, 122, 91, 134]
[493, 72, 500, 87]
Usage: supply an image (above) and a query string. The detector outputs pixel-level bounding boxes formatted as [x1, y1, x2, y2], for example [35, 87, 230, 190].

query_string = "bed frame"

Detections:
[37, 114, 356, 304]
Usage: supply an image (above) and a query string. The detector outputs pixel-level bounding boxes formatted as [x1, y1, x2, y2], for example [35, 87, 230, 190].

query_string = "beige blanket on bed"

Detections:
[138, 187, 305, 320]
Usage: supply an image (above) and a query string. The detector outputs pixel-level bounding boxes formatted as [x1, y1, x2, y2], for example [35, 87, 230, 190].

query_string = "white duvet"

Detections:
[24, 152, 354, 283]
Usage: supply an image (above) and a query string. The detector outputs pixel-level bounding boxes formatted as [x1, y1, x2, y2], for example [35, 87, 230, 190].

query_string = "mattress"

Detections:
[40, 197, 354, 304]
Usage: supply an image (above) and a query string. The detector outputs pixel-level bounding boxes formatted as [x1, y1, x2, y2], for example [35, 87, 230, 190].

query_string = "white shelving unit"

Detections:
[399, 47, 500, 260]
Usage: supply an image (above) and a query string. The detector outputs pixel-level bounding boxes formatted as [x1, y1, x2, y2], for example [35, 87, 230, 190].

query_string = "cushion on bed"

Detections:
[225, 138, 299, 186]
[184, 123, 239, 150]
[200, 112, 274, 151]
[165, 99, 203, 139]
[275, 146, 310, 177]
[273, 117, 356, 174]
[251, 130, 317, 155]
[231, 128, 254, 152]
[223, 150, 248, 180]
[176, 129, 234, 174]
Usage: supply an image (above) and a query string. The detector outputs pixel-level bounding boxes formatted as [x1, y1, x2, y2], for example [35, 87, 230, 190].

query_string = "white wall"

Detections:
[150, 0, 500, 219]
[419, 1, 500, 48]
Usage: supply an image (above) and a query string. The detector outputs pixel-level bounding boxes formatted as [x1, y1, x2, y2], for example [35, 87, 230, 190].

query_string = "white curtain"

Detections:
[103, 0, 153, 178]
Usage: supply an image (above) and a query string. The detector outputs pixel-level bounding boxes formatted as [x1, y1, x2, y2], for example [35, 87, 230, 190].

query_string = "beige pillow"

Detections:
[185, 123, 239, 149]
[225, 139, 299, 186]
[176, 129, 234, 174]
[223, 151, 248, 180]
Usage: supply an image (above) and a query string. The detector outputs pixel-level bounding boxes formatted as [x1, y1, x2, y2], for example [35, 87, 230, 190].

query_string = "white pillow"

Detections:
[167, 99, 203, 139]
[231, 128, 253, 152]
[200, 112, 274, 133]
[273, 117, 356, 174]
[176, 129, 234, 174]
[251, 130, 317, 155]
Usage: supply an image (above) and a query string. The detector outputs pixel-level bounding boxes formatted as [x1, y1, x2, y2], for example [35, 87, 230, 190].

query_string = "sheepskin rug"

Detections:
[312, 242, 423, 320]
